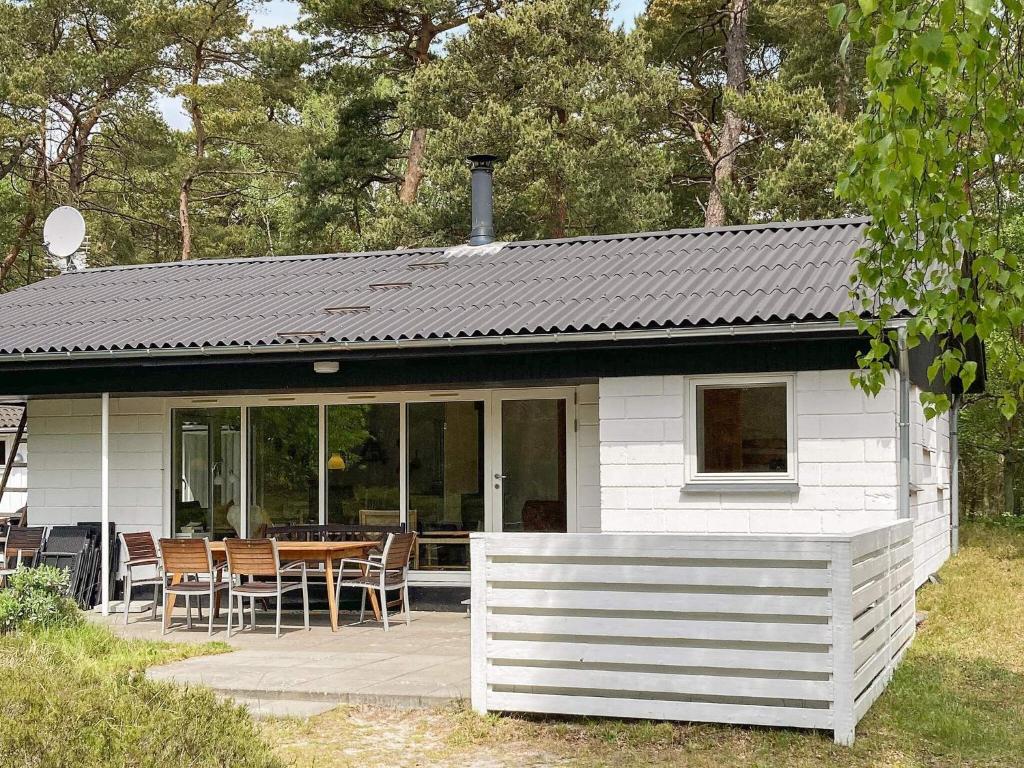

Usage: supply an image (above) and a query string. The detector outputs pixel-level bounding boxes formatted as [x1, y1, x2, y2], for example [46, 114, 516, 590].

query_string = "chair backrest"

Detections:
[224, 538, 280, 577]
[43, 525, 92, 553]
[5, 525, 44, 565]
[159, 538, 214, 576]
[381, 532, 417, 571]
[121, 531, 158, 561]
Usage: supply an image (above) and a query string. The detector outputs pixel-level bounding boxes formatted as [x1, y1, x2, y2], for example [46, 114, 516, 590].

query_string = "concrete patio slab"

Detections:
[90, 609, 471, 711]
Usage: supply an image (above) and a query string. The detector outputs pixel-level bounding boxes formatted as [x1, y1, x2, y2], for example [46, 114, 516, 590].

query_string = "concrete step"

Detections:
[224, 695, 340, 719]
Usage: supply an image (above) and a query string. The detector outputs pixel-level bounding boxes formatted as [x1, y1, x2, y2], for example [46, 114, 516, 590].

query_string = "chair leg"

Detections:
[275, 593, 282, 639]
[381, 588, 389, 632]
[226, 586, 233, 637]
[302, 575, 310, 631]
[123, 573, 132, 625]
[162, 590, 173, 635]
[208, 587, 216, 636]
[359, 589, 367, 623]
[151, 582, 160, 621]
[185, 595, 192, 630]
[404, 583, 411, 626]
[250, 596, 257, 628]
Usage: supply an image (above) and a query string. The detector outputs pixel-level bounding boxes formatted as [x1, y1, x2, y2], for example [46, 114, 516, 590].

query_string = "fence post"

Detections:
[470, 534, 488, 714]
[831, 537, 856, 746]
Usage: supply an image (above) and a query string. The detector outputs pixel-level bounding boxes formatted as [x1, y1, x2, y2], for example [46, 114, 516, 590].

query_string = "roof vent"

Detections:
[467, 154, 498, 246]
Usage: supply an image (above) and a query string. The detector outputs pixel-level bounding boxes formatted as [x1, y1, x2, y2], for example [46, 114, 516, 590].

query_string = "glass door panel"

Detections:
[498, 398, 568, 532]
[326, 403, 401, 526]
[407, 400, 485, 570]
[171, 408, 241, 539]
[248, 405, 319, 535]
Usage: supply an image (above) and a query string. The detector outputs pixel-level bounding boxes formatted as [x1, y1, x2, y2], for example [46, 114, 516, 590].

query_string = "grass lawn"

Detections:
[0, 621, 281, 767]
[266, 522, 1024, 768]
[1, 521, 1021, 767]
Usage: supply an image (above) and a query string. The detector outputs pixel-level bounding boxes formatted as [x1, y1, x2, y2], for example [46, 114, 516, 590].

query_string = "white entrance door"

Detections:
[488, 389, 576, 534]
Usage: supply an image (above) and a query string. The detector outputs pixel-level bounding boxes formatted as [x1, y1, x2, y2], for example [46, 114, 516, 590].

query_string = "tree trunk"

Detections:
[705, 0, 750, 227]
[179, 55, 206, 261]
[398, 20, 436, 205]
[398, 126, 428, 205]
[1004, 455, 1016, 516]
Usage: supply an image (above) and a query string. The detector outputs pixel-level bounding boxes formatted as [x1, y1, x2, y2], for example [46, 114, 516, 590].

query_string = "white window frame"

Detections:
[683, 373, 797, 488]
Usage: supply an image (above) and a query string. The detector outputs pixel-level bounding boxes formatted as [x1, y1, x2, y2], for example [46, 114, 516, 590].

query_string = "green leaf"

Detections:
[859, 0, 878, 15]
[966, 0, 994, 16]
[828, 3, 848, 28]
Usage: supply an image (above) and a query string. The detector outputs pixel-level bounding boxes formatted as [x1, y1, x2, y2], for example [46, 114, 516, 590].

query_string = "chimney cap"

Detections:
[467, 153, 499, 168]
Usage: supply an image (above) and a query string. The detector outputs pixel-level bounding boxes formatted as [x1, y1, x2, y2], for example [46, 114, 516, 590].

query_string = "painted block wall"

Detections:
[27, 398, 165, 545]
[910, 386, 952, 586]
[575, 383, 602, 533]
[598, 371, 902, 534]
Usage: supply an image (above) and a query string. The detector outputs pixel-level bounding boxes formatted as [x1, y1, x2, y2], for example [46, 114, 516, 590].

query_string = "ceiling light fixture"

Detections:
[313, 361, 340, 374]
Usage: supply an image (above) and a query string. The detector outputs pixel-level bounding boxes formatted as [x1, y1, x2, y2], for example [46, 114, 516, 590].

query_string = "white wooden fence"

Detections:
[470, 521, 915, 745]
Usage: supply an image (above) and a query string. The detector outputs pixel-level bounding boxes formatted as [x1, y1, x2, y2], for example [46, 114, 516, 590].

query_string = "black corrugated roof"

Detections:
[0, 217, 868, 356]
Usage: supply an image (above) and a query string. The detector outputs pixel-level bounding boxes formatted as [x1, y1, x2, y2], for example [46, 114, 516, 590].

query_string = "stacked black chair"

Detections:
[80, 522, 118, 607]
[39, 526, 98, 608]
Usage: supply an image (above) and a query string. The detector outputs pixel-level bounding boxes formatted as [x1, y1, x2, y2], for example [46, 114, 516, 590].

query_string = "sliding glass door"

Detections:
[169, 389, 574, 573]
[247, 405, 319, 535]
[326, 403, 401, 527]
[407, 400, 485, 570]
[171, 408, 241, 539]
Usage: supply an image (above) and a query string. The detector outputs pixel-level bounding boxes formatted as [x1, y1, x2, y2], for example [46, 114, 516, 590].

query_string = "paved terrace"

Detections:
[91, 608, 470, 717]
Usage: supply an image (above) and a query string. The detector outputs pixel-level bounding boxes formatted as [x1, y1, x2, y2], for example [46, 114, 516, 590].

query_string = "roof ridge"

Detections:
[53, 217, 871, 276]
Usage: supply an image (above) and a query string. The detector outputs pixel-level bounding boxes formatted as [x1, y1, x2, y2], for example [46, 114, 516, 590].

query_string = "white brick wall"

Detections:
[910, 387, 952, 586]
[27, 397, 165, 547]
[575, 384, 601, 532]
[599, 371, 900, 534]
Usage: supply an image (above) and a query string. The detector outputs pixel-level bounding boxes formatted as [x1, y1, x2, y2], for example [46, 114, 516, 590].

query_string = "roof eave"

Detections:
[0, 319, 899, 365]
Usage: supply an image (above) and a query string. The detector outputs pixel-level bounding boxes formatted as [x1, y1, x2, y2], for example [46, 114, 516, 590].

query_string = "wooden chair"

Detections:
[0, 525, 45, 583]
[224, 538, 310, 638]
[336, 532, 416, 631]
[119, 531, 162, 625]
[158, 538, 228, 636]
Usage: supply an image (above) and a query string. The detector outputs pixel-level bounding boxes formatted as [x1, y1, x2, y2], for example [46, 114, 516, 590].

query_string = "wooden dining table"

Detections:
[167, 540, 382, 633]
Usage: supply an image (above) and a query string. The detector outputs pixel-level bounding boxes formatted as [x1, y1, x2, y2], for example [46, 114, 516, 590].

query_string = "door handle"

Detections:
[494, 473, 507, 480]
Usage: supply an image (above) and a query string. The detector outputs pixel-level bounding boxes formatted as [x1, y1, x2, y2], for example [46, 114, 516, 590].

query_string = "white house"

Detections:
[0, 161, 978, 742]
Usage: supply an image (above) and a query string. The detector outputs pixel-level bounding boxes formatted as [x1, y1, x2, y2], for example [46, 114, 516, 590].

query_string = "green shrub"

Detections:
[0, 565, 81, 634]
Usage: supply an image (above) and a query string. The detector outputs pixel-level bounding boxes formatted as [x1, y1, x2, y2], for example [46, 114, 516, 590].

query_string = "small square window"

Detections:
[687, 376, 796, 485]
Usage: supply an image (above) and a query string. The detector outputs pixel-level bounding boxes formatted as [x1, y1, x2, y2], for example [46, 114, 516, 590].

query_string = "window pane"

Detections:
[248, 405, 319, 534]
[326, 404, 401, 527]
[696, 384, 788, 473]
[171, 408, 241, 538]
[407, 401, 485, 570]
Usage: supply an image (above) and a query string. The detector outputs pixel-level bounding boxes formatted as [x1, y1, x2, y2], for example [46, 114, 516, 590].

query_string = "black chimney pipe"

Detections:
[467, 154, 498, 246]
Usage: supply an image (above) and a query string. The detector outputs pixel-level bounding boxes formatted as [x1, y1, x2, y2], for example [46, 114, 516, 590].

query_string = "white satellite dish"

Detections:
[43, 206, 86, 259]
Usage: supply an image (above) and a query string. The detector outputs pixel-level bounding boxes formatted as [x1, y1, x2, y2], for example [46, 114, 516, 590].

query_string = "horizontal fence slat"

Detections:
[485, 536, 837, 561]
[487, 562, 831, 589]
[487, 639, 834, 673]
[487, 613, 832, 645]
[486, 691, 834, 731]
[486, 664, 833, 701]
[486, 587, 832, 617]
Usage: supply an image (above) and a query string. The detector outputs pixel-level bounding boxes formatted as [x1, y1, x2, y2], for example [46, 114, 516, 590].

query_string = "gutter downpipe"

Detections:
[898, 332, 912, 520]
[951, 394, 961, 554]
